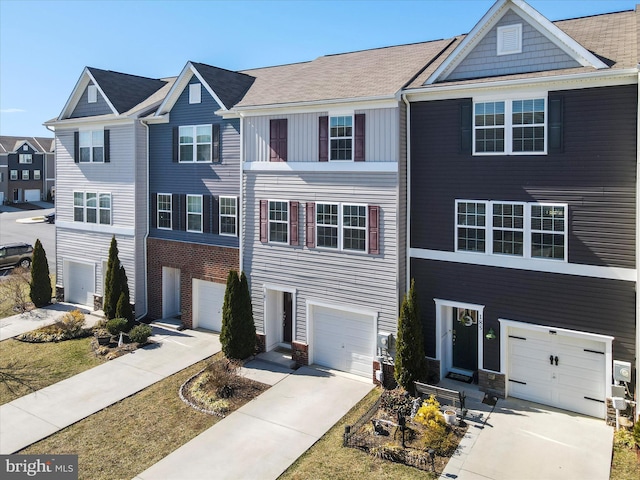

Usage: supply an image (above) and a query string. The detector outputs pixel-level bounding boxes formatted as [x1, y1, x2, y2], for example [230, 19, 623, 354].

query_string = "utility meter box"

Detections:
[377, 332, 392, 351]
[613, 360, 632, 383]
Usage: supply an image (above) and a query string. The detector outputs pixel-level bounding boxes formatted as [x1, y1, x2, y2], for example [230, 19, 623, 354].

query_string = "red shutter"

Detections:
[318, 116, 328, 162]
[354, 113, 365, 161]
[270, 119, 287, 162]
[368, 205, 379, 255]
[290, 201, 299, 245]
[306, 202, 315, 248]
[259, 200, 268, 243]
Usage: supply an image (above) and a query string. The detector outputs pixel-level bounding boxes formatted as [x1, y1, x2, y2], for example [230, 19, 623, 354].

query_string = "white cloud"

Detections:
[0, 108, 26, 113]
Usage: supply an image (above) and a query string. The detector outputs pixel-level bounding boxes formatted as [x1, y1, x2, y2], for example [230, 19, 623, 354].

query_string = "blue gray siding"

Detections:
[449, 10, 579, 81]
[70, 83, 113, 118]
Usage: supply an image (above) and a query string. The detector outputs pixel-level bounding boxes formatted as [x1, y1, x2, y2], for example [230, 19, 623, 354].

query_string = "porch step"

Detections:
[256, 348, 297, 370]
[150, 318, 183, 331]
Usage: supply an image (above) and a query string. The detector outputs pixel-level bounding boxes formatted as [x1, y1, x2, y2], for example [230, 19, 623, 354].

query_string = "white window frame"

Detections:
[315, 202, 368, 253]
[316, 202, 339, 250]
[268, 200, 289, 244]
[497, 24, 522, 55]
[179, 125, 212, 163]
[73, 191, 112, 225]
[33, 170, 41, 180]
[21, 170, 29, 180]
[219, 196, 238, 237]
[19, 154, 32, 164]
[186, 194, 203, 233]
[189, 83, 202, 104]
[473, 95, 547, 156]
[157, 193, 172, 230]
[79, 129, 105, 163]
[98, 193, 112, 225]
[88, 85, 98, 103]
[329, 114, 353, 162]
[10, 170, 17, 180]
[455, 199, 567, 261]
[491, 201, 526, 256]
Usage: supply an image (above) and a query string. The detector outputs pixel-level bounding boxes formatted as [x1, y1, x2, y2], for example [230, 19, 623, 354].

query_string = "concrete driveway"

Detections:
[443, 396, 613, 480]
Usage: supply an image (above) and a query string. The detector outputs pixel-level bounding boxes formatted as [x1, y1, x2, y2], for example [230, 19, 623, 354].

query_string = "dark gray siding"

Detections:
[410, 85, 637, 269]
[70, 83, 113, 118]
[148, 77, 240, 248]
[411, 258, 636, 370]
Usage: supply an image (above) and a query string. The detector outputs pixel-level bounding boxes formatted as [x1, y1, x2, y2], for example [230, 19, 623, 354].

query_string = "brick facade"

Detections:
[147, 238, 239, 328]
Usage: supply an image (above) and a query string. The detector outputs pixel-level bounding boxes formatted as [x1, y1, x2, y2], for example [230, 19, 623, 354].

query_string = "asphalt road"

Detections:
[0, 206, 56, 276]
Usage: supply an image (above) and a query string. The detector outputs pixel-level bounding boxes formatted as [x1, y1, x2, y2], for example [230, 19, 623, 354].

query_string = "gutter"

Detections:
[402, 93, 411, 294]
[239, 113, 244, 274]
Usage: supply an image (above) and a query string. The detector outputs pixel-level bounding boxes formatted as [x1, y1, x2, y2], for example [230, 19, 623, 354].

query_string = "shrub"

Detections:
[395, 279, 427, 394]
[29, 239, 52, 308]
[59, 309, 86, 336]
[106, 318, 129, 335]
[633, 418, 640, 447]
[129, 324, 152, 344]
[17, 309, 87, 342]
[115, 291, 134, 325]
[413, 395, 445, 428]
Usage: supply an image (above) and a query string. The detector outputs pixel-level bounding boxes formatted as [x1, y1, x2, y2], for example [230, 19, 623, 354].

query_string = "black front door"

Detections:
[283, 292, 292, 343]
[452, 308, 478, 371]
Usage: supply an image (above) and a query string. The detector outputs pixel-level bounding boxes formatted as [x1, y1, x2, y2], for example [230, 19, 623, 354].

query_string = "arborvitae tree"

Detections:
[29, 239, 52, 308]
[103, 236, 121, 319]
[220, 270, 240, 358]
[116, 291, 134, 326]
[394, 279, 427, 394]
[237, 271, 256, 357]
[220, 271, 256, 359]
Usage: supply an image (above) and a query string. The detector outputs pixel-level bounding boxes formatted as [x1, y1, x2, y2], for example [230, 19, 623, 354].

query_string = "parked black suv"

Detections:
[0, 243, 33, 270]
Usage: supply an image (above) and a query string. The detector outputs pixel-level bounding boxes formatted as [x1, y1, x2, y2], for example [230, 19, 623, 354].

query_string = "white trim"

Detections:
[315, 202, 368, 253]
[157, 192, 172, 230]
[55, 220, 134, 237]
[243, 161, 397, 173]
[189, 83, 202, 104]
[228, 97, 399, 117]
[267, 199, 290, 244]
[11, 141, 39, 153]
[45, 115, 133, 129]
[410, 247, 636, 282]
[178, 124, 212, 163]
[497, 23, 522, 56]
[329, 114, 354, 162]
[87, 85, 98, 104]
[186, 194, 203, 233]
[219, 195, 238, 237]
[262, 284, 297, 349]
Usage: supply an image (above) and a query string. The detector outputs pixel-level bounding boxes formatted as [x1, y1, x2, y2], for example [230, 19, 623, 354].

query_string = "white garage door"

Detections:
[192, 279, 225, 331]
[508, 326, 607, 418]
[66, 261, 94, 306]
[24, 189, 40, 202]
[312, 305, 374, 378]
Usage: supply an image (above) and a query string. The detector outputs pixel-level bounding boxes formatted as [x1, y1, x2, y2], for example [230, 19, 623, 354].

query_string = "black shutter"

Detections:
[460, 99, 472, 154]
[150, 193, 157, 229]
[172, 193, 180, 230]
[172, 127, 179, 162]
[212, 124, 220, 162]
[212, 195, 219, 234]
[179, 194, 187, 231]
[548, 96, 564, 153]
[354, 113, 365, 161]
[73, 131, 79, 163]
[235, 196, 240, 238]
[319, 116, 328, 162]
[203, 195, 211, 233]
[104, 129, 110, 163]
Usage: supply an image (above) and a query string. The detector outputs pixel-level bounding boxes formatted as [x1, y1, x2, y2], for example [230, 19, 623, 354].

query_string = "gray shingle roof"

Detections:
[0, 136, 54, 154]
[190, 62, 255, 109]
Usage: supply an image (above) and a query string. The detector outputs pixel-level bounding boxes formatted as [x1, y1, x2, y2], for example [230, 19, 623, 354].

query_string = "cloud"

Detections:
[0, 108, 26, 113]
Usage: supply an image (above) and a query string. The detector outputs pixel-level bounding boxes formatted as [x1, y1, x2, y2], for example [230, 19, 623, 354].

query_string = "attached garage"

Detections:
[192, 279, 225, 331]
[65, 261, 95, 306]
[502, 320, 612, 418]
[310, 303, 375, 378]
[24, 189, 40, 202]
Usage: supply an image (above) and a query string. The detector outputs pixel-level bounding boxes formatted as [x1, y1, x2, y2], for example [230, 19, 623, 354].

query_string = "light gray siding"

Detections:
[244, 171, 400, 341]
[244, 108, 400, 163]
[449, 10, 579, 80]
[70, 83, 113, 118]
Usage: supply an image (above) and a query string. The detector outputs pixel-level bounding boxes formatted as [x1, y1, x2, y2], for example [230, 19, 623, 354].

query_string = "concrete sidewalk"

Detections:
[135, 365, 374, 480]
[0, 326, 220, 454]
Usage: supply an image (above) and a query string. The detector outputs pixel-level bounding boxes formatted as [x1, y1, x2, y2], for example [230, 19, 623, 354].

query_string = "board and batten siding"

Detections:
[410, 258, 636, 372]
[243, 107, 400, 163]
[410, 85, 637, 269]
[70, 83, 113, 118]
[244, 171, 399, 341]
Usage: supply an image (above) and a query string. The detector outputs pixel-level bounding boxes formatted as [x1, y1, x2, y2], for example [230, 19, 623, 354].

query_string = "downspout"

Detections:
[138, 119, 150, 321]
[239, 113, 244, 274]
[402, 93, 411, 294]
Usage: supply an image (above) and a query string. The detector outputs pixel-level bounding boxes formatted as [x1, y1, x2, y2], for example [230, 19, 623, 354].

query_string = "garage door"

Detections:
[24, 189, 40, 202]
[66, 261, 94, 306]
[192, 279, 225, 331]
[507, 326, 607, 418]
[312, 305, 374, 378]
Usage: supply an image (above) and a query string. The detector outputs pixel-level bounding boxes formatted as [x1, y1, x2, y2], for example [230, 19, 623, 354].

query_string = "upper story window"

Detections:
[456, 199, 566, 260]
[79, 130, 104, 162]
[74, 191, 112, 225]
[19, 154, 32, 164]
[474, 98, 546, 155]
[10, 170, 17, 180]
[189, 83, 202, 104]
[34, 170, 41, 180]
[220, 196, 237, 236]
[268, 201, 289, 244]
[312, 202, 377, 254]
[179, 125, 212, 162]
[186, 194, 202, 233]
[329, 115, 353, 161]
[22, 170, 29, 180]
[497, 24, 522, 55]
[157, 193, 172, 230]
[342, 205, 367, 252]
[88, 85, 98, 103]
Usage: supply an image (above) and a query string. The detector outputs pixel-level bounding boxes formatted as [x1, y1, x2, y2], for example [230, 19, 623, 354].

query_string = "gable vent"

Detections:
[497, 24, 522, 56]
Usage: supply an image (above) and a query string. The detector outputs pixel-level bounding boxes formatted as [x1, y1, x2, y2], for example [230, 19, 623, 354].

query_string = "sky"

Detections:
[0, 0, 637, 138]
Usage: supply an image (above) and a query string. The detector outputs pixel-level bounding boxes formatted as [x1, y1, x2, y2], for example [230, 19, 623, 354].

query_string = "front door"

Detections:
[162, 267, 181, 318]
[452, 308, 478, 372]
[283, 292, 292, 343]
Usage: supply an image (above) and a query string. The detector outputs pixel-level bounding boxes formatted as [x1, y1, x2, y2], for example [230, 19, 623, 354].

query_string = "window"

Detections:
[329, 115, 352, 161]
[34, 170, 41, 180]
[179, 125, 211, 162]
[73, 191, 111, 225]
[79, 130, 104, 162]
[19, 154, 32, 164]
[268, 201, 289, 243]
[10, 170, 17, 180]
[219, 196, 237, 236]
[88, 85, 98, 103]
[497, 24, 522, 55]
[22, 170, 29, 180]
[189, 83, 201, 104]
[315, 203, 367, 252]
[316, 203, 338, 248]
[343, 205, 367, 252]
[186, 194, 202, 233]
[157, 193, 172, 229]
[474, 98, 546, 154]
[456, 200, 566, 260]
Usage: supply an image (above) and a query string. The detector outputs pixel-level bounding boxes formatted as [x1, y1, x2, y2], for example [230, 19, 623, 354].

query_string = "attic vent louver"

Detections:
[497, 24, 522, 55]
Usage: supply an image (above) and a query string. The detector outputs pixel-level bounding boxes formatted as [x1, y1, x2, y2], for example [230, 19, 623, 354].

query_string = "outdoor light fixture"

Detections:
[485, 328, 496, 340]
